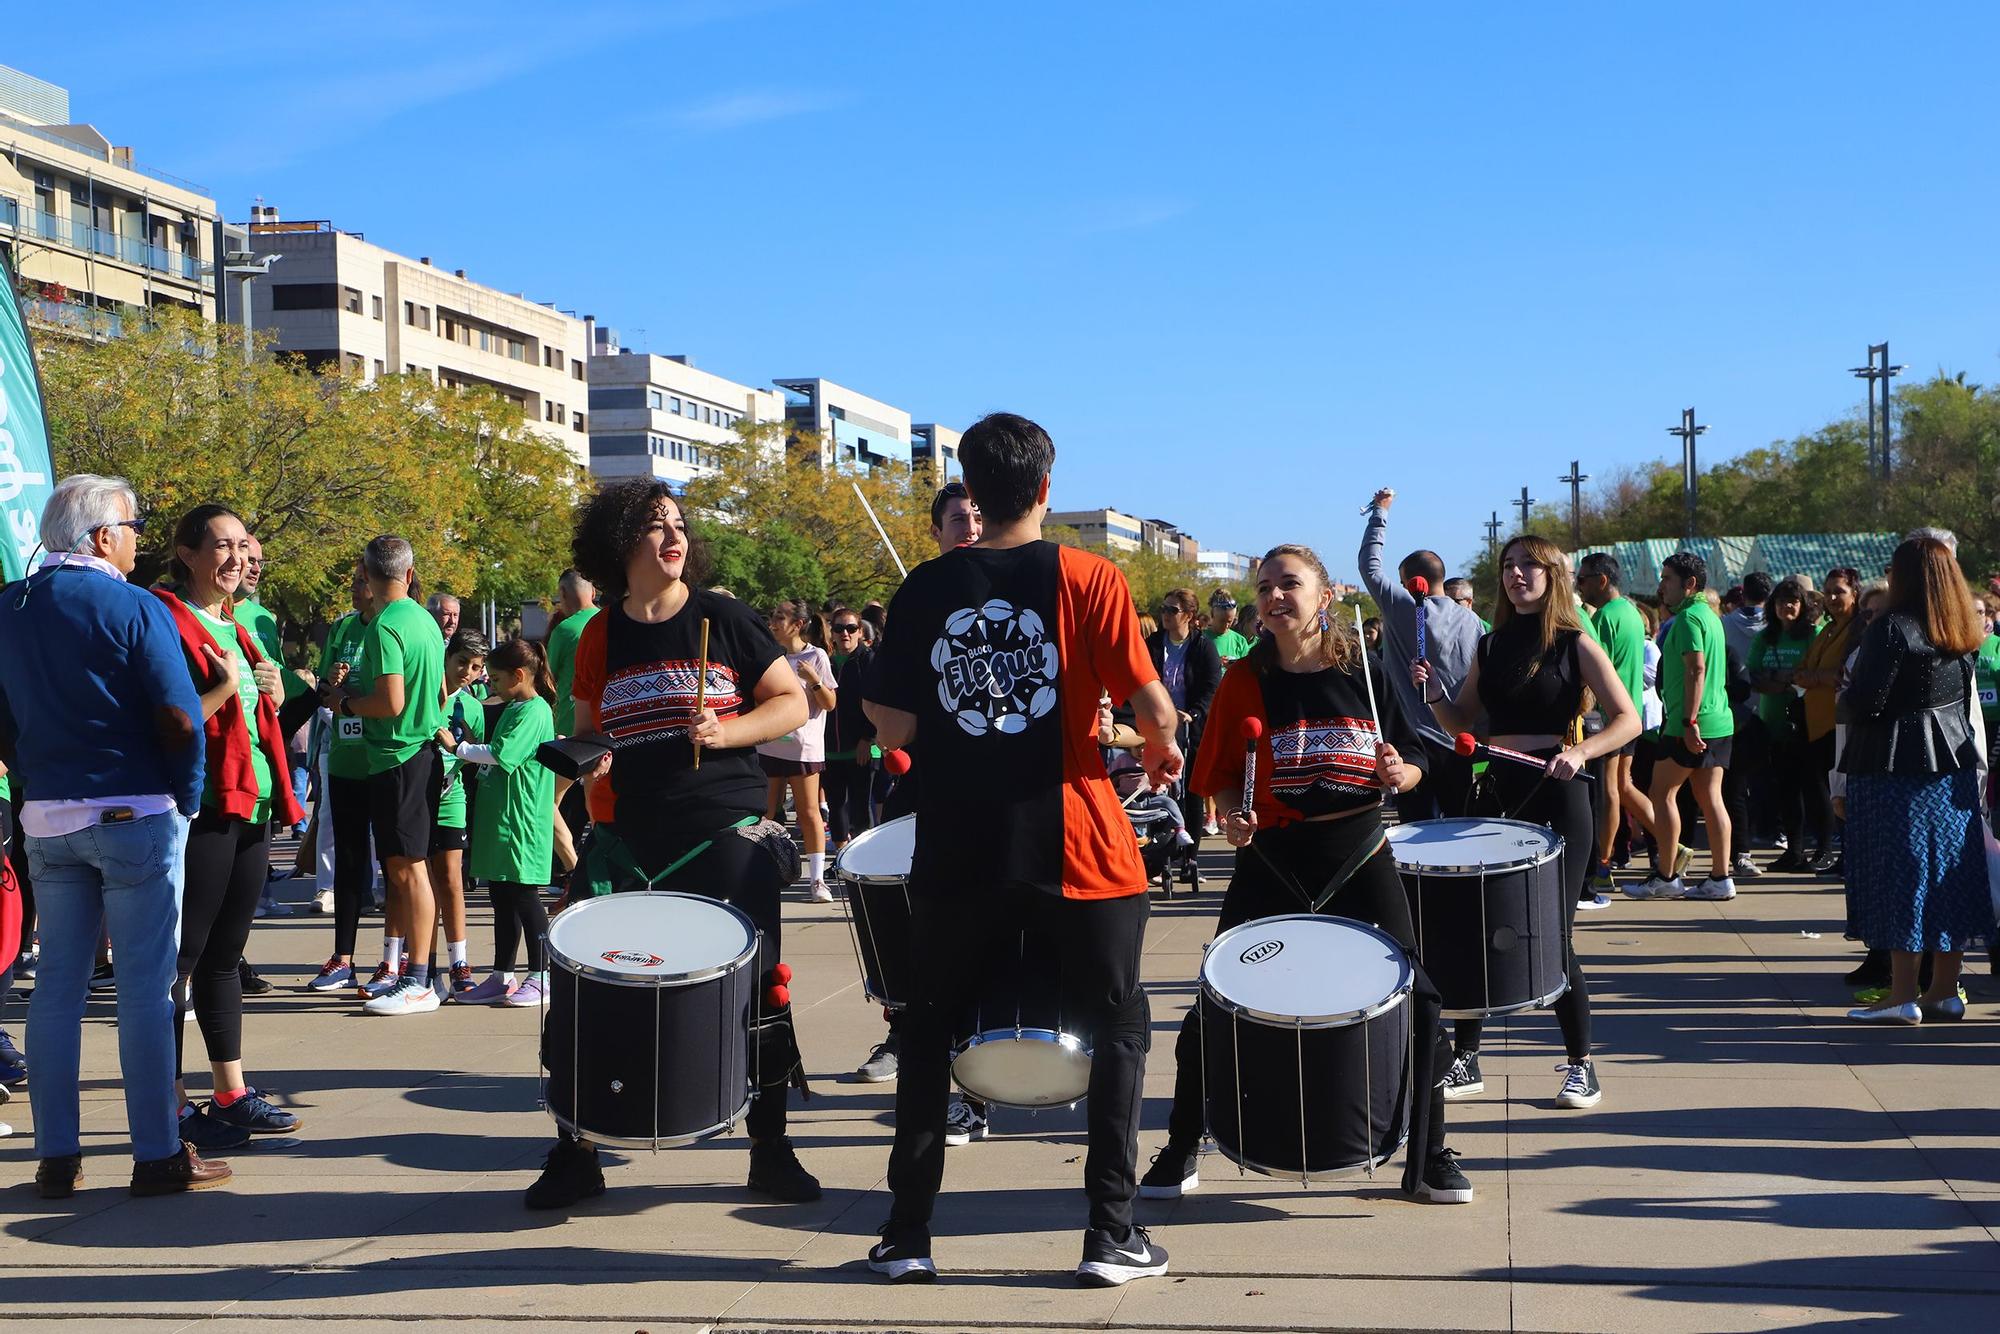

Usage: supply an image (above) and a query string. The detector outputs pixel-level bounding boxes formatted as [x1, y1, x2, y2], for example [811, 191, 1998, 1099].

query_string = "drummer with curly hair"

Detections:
[521, 479, 822, 1211]
[1138, 544, 1474, 1207]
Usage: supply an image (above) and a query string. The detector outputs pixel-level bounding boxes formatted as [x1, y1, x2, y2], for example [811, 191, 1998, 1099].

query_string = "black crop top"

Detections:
[1476, 617, 1585, 735]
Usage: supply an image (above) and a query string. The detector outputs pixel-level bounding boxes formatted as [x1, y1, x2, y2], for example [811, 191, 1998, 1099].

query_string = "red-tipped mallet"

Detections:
[1455, 731, 1596, 784]
[1239, 715, 1264, 816]
[882, 748, 912, 776]
[1410, 574, 1430, 667]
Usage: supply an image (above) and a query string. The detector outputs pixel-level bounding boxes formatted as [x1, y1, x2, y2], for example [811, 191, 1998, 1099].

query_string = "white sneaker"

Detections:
[1685, 876, 1737, 901]
[363, 976, 442, 1016]
[1577, 894, 1613, 911]
[810, 880, 834, 904]
[313, 889, 334, 915]
[1623, 875, 1685, 900]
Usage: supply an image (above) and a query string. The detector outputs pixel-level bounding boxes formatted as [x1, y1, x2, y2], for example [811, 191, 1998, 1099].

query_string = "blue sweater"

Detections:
[0, 564, 205, 815]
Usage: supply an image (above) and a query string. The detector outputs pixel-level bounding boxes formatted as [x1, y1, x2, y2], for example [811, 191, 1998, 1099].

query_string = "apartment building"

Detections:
[1047, 507, 1145, 554]
[911, 422, 961, 476]
[0, 64, 217, 336]
[1198, 550, 1258, 586]
[245, 207, 590, 464]
[773, 377, 912, 471]
[1142, 517, 1200, 563]
[588, 336, 788, 489]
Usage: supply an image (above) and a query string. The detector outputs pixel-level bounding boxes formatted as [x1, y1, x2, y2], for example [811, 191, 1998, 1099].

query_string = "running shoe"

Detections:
[449, 962, 477, 996]
[1412, 1147, 1475, 1203]
[1586, 870, 1618, 896]
[746, 1135, 822, 1202]
[357, 963, 398, 999]
[178, 1102, 253, 1152]
[362, 976, 441, 1016]
[1577, 893, 1613, 911]
[458, 972, 515, 1005]
[503, 974, 546, 1008]
[1852, 985, 1889, 1005]
[307, 958, 354, 992]
[1076, 1225, 1170, 1288]
[868, 1221, 937, 1283]
[1731, 854, 1763, 880]
[945, 1097, 987, 1146]
[312, 889, 335, 915]
[88, 962, 116, 993]
[854, 1041, 899, 1083]
[1555, 1060, 1602, 1108]
[14, 950, 36, 981]
[809, 880, 834, 904]
[1201, 820, 1220, 837]
[238, 959, 273, 995]
[1442, 1051, 1484, 1099]
[1671, 844, 1695, 879]
[524, 1138, 604, 1210]
[206, 1087, 302, 1134]
[0, 1030, 26, 1087]
[1137, 1141, 1200, 1199]
[1623, 874, 1685, 900]
[1684, 876, 1737, 901]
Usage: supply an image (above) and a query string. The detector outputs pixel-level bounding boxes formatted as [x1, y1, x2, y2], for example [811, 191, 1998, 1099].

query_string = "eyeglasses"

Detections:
[832, 623, 862, 634]
[98, 518, 146, 536]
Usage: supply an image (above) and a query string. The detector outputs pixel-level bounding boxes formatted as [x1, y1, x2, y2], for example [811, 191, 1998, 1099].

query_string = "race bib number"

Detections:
[1980, 688, 1997, 707]
[338, 716, 363, 741]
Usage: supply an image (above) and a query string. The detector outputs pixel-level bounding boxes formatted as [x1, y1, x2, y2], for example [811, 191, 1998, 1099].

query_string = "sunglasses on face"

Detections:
[833, 623, 861, 634]
[100, 518, 147, 535]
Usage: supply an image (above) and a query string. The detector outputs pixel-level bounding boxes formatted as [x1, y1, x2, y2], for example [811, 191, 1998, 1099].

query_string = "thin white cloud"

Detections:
[662, 89, 852, 133]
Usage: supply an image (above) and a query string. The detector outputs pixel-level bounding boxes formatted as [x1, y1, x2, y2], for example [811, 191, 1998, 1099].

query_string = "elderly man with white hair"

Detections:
[0, 474, 231, 1197]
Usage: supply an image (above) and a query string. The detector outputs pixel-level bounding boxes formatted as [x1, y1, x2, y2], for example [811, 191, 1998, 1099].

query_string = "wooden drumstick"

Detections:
[691, 617, 711, 770]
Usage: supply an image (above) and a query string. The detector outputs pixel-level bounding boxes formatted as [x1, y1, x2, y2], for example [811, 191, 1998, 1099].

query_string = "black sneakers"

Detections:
[177, 1103, 252, 1153]
[1137, 1141, 1200, 1199]
[36, 1154, 83, 1200]
[747, 1135, 822, 1202]
[1556, 1060, 1603, 1109]
[1412, 1147, 1475, 1204]
[1076, 1224, 1170, 1287]
[867, 1221, 937, 1283]
[524, 1138, 605, 1210]
[1442, 1051, 1484, 1099]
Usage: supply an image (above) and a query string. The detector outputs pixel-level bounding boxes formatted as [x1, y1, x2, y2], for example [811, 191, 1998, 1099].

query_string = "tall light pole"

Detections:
[1849, 342, 1905, 481]
[1514, 486, 1535, 534]
[1667, 408, 1707, 541]
[1558, 459, 1589, 552]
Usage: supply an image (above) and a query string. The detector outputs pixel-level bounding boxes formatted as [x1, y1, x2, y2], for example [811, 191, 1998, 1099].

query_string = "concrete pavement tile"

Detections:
[1505, 1125, 1949, 1191]
[1510, 1279, 2000, 1332]
[241, 1263, 759, 1321]
[718, 1267, 1127, 1330]
[1500, 1074, 1885, 1133]
[1111, 1275, 1511, 1331]
[1907, 1136, 2000, 1191]
[0, 1264, 276, 1317]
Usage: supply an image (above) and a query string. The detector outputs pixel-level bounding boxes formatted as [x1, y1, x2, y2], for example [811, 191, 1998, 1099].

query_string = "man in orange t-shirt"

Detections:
[863, 413, 1181, 1288]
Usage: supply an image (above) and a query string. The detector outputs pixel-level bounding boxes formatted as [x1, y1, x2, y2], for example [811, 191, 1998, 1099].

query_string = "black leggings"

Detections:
[892, 882, 1150, 1235]
[1165, 812, 1450, 1161]
[1454, 760, 1594, 1062]
[330, 774, 373, 957]
[1772, 732, 1834, 856]
[177, 810, 270, 1072]
[490, 882, 549, 972]
[823, 760, 872, 845]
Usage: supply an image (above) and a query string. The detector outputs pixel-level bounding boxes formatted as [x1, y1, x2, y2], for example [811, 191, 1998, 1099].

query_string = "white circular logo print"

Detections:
[930, 599, 1061, 736]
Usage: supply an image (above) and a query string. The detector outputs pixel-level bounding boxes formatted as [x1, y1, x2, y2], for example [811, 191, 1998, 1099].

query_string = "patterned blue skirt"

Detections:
[1845, 769, 1992, 952]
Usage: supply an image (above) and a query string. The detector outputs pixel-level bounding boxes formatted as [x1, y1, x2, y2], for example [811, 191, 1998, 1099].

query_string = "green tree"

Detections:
[706, 521, 829, 609]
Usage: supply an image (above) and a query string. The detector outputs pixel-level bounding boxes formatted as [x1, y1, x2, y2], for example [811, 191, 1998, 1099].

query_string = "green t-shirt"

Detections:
[1204, 627, 1252, 662]
[192, 603, 273, 823]
[1590, 596, 1647, 716]
[320, 613, 373, 781]
[1748, 629, 1817, 740]
[435, 688, 487, 830]
[545, 606, 599, 736]
[1661, 598, 1734, 739]
[235, 597, 310, 702]
[1, 771, 11, 802]
[1973, 634, 2000, 713]
[470, 695, 556, 885]
[358, 597, 447, 774]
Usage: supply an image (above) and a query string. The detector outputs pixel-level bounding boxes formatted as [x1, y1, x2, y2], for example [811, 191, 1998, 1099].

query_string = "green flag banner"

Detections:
[0, 253, 55, 582]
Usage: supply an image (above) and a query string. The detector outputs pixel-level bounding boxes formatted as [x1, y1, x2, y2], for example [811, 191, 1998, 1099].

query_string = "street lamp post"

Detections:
[1667, 408, 1707, 541]
[1849, 342, 1906, 481]
[1558, 459, 1589, 552]
[1514, 486, 1535, 534]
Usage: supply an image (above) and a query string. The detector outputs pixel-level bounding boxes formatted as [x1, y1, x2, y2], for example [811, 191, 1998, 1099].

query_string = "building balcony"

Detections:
[23, 297, 123, 340]
[1, 195, 207, 286]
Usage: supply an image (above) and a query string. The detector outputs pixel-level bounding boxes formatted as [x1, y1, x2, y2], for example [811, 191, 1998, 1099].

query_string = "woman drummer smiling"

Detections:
[1138, 544, 1473, 1206]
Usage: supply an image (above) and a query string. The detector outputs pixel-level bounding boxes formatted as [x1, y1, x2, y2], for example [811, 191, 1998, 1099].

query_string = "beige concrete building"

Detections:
[773, 377, 913, 471]
[587, 334, 787, 489]
[911, 422, 961, 476]
[1048, 507, 1146, 554]
[245, 206, 590, 464]
[0, 64, 218, 335]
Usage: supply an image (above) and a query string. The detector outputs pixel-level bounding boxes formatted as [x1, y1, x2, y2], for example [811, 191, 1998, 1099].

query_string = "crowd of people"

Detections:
[0, 434, 1990, 1288]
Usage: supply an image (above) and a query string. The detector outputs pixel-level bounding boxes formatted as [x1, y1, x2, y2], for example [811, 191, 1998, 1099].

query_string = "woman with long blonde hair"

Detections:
[1421, 533, 1641, 1110]
[1138, 544, 1474, 1207]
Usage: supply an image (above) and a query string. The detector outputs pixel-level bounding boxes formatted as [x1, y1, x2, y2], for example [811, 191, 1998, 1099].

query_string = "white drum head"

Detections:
[546, 892, 754, 984]
[837, 814, 917, 882]
[954, 1031, 1092, 1108]
[1388, 817, 1561, 873]
[1203, 915, 1411, 1027]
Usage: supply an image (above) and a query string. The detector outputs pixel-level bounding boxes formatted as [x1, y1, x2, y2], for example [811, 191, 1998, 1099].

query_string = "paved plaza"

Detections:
[2, 842, 1996, 1333]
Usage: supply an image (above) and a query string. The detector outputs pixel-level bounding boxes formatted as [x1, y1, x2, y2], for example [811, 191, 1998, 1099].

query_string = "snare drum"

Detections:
[952, 926, 1093, 1110]
[1387, 817, 1568, 1019]
[833, 815, 917, 1008]
[542, 891, 759, 1148]
[1200, 914, 1413, 1180]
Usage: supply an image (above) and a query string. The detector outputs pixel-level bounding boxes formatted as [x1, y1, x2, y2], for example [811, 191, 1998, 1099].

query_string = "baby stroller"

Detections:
[1108, 752, 1201, 896]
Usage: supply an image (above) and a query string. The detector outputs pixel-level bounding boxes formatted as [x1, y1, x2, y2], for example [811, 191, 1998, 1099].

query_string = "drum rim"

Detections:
[952, 1028, 1094, 1109]
[1387, 816, 1564, 876]
[1201, 913, 1414, 1028]
[1208, 1130, 1410, 1182]
[1440, 978, 1569, 1020]
[834, 813, 918, 882]
[545, 890, 758, 987]
[548, 1095, 751, 1150]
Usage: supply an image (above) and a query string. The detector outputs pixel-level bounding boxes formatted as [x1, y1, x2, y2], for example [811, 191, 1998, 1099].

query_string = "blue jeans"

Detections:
[26, 811, 187, 1162]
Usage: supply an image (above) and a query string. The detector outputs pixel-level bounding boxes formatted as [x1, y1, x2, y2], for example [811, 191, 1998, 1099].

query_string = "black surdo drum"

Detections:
[1387, 817, 1568, 1019]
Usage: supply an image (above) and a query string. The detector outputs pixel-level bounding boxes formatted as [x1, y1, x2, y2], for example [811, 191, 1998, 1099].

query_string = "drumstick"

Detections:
[1238, 715, 1263, 816]
[1354, 604, 1389, 789]
[691, 617, 711, 770]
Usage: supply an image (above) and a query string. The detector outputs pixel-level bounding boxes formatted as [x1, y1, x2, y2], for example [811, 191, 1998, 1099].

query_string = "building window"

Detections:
[372, 295, 383, 320]
[669, 397, 681, 414]
[649, 391, 664, 410]
[404, 302, 431, 330]
[573, 411, 585, 431]
[271, 283, 338, 310]
[343, 287, 363, 314]
[701, 405, 712, 424]
[373, 359, 385, 379]
[571, 359, 584, 380]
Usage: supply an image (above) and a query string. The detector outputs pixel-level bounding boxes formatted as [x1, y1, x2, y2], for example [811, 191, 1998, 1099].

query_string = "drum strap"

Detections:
[578, 818, 760, 898]
[1250, 826, 1389, 914]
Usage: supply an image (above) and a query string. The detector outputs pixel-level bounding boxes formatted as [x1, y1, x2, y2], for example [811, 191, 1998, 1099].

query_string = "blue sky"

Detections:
[9, 2, 1997, 582]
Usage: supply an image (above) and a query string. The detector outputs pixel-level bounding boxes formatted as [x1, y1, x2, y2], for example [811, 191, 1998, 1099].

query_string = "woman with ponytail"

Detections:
[154, 503, 307, 1145]
[436, 637, 556, 1007]
[1138, 544, 1471, 1207]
